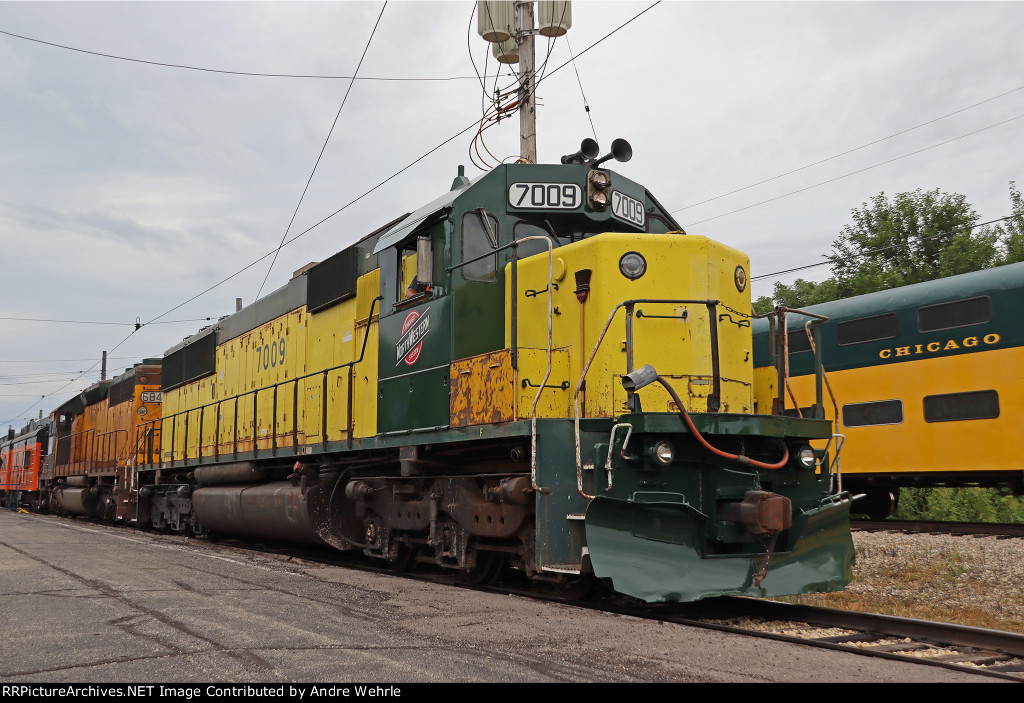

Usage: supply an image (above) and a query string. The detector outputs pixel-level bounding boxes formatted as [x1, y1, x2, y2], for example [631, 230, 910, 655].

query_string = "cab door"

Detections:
[451, 209, 504, 360]
[377, 218, 452, 434]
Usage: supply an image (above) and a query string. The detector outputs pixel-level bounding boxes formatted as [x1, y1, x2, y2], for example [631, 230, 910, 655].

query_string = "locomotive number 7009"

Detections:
[611, 191, 646, 227]
[255, 339, 286, 372]
[507, 182, 582, 210]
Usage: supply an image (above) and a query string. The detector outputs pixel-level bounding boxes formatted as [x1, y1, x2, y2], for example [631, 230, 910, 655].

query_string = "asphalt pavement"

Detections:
[0, 510, 992, 683]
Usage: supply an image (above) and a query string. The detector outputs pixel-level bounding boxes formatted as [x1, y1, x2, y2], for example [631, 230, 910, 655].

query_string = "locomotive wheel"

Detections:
[519, 524, 539, 578]
[550, 574, 595, 602]
[387, 542, 418, 573]
[459, 551, 503, 585]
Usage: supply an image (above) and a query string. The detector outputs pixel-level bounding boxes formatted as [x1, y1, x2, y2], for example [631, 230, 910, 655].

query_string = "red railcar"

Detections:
[0, 418, 49, 511]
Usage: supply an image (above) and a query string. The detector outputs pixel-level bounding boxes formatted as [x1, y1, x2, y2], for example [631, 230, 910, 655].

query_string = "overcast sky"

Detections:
[2, 0, 1022, 427]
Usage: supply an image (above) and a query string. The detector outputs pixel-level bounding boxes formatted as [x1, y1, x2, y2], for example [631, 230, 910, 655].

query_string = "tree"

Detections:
[996, 181, 1024, 263]
[828, 188, 995, 294]
[752, 278, 843, 314]
[761, 185, 1018, 310]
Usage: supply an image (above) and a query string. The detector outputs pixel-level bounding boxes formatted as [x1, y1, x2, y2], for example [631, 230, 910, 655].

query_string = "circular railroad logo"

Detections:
[398, 309, 425, 366]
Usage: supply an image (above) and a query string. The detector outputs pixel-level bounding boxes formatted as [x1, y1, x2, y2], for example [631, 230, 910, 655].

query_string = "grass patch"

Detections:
[781, 591, 1024, 634]
[777, 543, 1024, 634]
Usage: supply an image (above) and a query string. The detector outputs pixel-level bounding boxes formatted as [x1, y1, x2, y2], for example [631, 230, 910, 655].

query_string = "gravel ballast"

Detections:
[797, 531, 1024, 633]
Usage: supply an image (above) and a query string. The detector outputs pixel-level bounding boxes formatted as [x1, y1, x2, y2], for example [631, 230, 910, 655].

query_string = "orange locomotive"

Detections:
[44, 361, 163, 520]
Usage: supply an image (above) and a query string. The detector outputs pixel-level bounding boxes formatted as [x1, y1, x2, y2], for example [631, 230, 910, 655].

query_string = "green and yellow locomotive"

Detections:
[125, 142, 855, 602]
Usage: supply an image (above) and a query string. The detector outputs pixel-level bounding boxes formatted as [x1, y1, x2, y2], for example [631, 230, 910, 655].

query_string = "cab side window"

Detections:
[398, 244, 419, 300]
[462, 212, 498, 282]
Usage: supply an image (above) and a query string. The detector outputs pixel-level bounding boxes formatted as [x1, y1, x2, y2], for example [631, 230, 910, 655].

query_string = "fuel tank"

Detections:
[53, 487, 102, 518]
[192, 482, 327, 546]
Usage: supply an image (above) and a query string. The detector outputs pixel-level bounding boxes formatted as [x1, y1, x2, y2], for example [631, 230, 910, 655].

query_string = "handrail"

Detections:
[137, 296, 382, 468]
[768, 306, 829, 418]
[573, 298, 722, 499]
[52, 427, 128, 476]
[448, 234, 555, 494]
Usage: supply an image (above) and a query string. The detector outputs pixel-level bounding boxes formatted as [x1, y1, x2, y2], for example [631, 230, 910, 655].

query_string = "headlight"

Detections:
[648, 440, 674, 465]
[795, 445, 816, 469]
[619, 252, 647, 280]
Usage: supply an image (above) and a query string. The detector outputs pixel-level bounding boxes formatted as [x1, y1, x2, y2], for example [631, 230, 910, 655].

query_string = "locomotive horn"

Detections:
[591, 138, 633, 168]
[560, 138, 600, 165]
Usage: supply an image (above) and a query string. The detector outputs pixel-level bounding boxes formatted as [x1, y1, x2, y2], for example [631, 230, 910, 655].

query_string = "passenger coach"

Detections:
[753, 263, 1024, 518]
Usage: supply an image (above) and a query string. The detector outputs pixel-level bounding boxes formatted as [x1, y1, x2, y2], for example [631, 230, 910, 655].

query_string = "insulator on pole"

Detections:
[538, 0, 572, 37]
[477, 1, 514, 43]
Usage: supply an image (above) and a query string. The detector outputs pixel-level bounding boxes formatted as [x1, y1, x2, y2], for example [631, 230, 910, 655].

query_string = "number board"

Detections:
[508, 182, 582, 210]
[140, 391, 163, 403]
[611, 191, 646, 228]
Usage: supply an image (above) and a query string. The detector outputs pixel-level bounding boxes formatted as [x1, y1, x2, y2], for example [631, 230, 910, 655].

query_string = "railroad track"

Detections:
[608, 597, 1024, 682]
[853, 519, 1024, 538]
[43, 512, 1024, 681]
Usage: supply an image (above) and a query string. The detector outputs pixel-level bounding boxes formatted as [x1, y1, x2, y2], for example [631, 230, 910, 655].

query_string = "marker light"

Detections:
[619, 252, 647, 280]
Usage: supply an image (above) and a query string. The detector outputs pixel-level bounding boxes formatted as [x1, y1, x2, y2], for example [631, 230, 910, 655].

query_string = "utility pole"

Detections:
[477, 1, 570, 164]
[516, 1, 537, 164]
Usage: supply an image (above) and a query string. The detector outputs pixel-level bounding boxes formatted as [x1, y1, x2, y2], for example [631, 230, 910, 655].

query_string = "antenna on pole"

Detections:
[476, 2, 572, 165]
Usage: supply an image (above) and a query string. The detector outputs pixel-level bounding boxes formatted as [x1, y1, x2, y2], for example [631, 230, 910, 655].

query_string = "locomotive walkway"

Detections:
[0, 511, 993, 683]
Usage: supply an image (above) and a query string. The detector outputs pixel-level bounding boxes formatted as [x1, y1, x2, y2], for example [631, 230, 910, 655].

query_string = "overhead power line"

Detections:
[671, 84, 1024, 214]
[0, 376, 101, 387]
[1, 4, 664, 424]
[751, 214, 1019, 283]
[0, 27, 498, 82]
[1, 326, 137, 425]
[0, 371, 105, 380]
[0, 316, 216, 326]
[485, 1, 660, 111]
[683, 112, 1024, 228]
[0, 357, 139, 364]
[256, 1, 387, 299]
[146, 1, 665, 328]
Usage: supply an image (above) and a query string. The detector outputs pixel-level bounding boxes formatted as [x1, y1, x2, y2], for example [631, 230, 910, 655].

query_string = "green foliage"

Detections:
[765, 183, 1022, 307]
[996, 181, 1024, 263]
[893, 487, 1024, 523]
[829, 188, 988, 293]
[752, 296, 774, 315]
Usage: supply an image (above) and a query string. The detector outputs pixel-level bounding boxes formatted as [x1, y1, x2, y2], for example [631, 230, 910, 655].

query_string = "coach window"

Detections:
[918, 296, 992, 333]
[841, 399, 904, 427]
[923, 390, 999, 422]
[836, 313, 899, 346]
[462, 211, 498, 282]
[787, 330, 813, 354]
